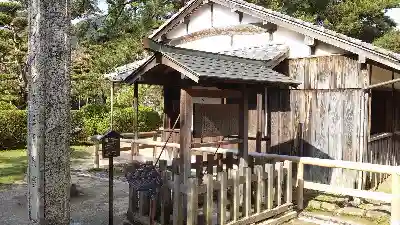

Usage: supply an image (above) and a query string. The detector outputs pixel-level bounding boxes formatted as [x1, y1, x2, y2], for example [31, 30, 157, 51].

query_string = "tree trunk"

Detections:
[27, 0, 71, 224]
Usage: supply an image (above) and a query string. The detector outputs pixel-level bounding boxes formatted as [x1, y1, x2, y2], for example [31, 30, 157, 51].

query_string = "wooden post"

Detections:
[255, 165, 263, 213]
[231, 169, 240, 221]
[153, 133, 158, 162]
[93, 143, 99, 168]
[160, 160, 169, 225]
[180, 88, 193, 183]
[275, 162, 283, 206]
[187, 178, 198, 225]
[218, 172, 227, 225]
[244, 167, 251, 217]
[204, 174, 213, 225]
[110, 82, 115, 129]
[266, 164, 274, 210]
[239, 86, 249, 207]
[297, 162, 304, 210]
[173, 167, 182, 225]
[256, 92, 263, 155]
[239, 85, 249, 168]
[285, 161, 293, 203]
[392, 173, 400, 225]
[131, 82, 139, 160]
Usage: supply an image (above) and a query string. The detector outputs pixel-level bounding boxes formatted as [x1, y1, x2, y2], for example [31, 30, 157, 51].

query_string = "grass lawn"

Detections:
[0, 146, 93, 185]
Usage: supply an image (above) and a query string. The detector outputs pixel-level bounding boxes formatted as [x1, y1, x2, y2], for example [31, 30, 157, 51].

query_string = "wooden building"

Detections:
[105, 0, 400, 188]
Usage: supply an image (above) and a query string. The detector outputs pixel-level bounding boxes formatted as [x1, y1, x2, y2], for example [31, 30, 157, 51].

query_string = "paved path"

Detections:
[0, 171, 129, 225]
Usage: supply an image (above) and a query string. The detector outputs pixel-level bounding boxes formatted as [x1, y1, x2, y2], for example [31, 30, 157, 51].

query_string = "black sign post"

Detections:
[100, 130, 121, 225]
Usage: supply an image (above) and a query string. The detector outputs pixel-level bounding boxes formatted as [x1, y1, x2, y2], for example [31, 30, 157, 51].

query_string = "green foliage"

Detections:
[373, 29, 400, 53]
[71, 0, 100, 20]
[115, 84, 164, 114]
[0, 101, 17, 110]
[111, 106, 161, 133]
[0, 110, 26, 149]
[80, 103, 109, 118]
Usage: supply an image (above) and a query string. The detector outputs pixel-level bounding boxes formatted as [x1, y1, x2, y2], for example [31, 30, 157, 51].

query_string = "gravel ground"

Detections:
[0, 171, 130, 225]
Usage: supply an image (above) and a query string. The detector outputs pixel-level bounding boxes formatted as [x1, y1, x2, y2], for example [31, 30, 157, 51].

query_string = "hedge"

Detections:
[0, 110, 27, 149]
[0, 105, 161, 150]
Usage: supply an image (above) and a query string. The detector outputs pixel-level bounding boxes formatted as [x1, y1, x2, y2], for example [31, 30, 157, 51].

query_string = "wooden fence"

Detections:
[124, 140, 400, 225]
[129, 155, 296, 225]
[366, 132, 400, 188]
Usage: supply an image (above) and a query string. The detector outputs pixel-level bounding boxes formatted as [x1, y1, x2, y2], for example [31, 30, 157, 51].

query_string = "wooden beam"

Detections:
[358, 55, 367, 64]
[191, 139, 242, 148]
[304, 35, 315, 46]
[364, 77, 400, 90]
[225, 203, 293, 225]
[161, 54, 199, 83]
[186, 88, 242, 98]
[180, 88, 193, 183]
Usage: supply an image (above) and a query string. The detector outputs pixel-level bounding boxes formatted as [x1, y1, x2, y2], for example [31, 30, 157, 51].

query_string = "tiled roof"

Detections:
[162, 50, 296, 84]
[104, 43, 289, 82]
[104, 56, 152, 82]
[218, 44, 288, 61]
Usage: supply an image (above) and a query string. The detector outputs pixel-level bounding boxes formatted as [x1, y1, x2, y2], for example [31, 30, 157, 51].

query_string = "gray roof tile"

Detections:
[218, 44, 288, 61]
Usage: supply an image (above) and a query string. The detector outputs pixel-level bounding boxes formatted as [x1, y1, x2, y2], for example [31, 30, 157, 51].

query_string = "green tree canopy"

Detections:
[374, 29, 400, 53]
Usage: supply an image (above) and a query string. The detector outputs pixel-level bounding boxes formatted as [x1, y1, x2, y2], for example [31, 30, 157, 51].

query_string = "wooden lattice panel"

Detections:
[193, 104, 239, 138]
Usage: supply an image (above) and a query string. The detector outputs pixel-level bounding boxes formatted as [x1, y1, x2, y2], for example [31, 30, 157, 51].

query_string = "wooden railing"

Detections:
[130, 156, 296, 225]
[125, 140, 400, 224]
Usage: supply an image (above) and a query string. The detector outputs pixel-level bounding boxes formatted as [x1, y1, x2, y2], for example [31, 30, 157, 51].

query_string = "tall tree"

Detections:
[373, 29, 400, 53]
[0, 1, 28, 107]
[27, 0, 71, 224]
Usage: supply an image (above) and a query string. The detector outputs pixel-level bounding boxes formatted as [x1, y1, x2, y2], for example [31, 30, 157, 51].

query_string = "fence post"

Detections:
[204, 174, 214, 225]
[173, 171, 182, 225]
[218, 172, 227, 225]
[187, 178, 198, 225]
[392, 173, 400, 225]
[297, 162, 304, 210]
[153, 133, 158, 162]
[231, 169, 240, 222]
[285, 161, 293, 204]
[255, 165, 263, 213]
[93, 143, 99, 168]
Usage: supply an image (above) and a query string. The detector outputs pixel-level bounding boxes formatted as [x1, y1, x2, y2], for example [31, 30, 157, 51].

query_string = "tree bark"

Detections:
[27, 0, 71, 224]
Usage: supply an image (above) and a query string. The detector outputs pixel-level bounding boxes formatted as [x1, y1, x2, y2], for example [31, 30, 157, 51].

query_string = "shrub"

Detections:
[0, 110, 27, 149]
[80, 104, 109, 119]
[0, 105, 161, 149]
[0, 101, 18, 110]
[71, 110, 85, 143]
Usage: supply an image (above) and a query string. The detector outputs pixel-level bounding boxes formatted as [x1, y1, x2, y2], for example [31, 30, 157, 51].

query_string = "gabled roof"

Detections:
[106, 42, 289, 82]
[149, 0, 400, 71]
[123, 39, 299, 85]
[104, 56, 152, 82]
